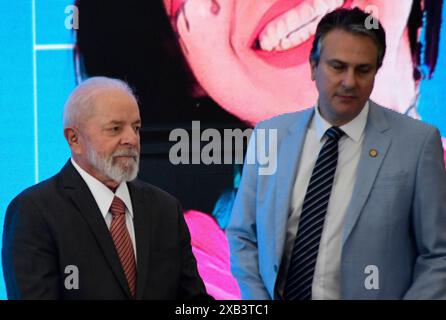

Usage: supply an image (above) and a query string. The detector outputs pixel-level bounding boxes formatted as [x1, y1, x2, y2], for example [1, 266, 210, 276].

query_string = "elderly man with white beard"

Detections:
[2, 77, 210, 300]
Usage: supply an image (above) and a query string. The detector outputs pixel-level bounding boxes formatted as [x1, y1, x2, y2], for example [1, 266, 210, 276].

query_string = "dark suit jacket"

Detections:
[2, 161, 210, 300]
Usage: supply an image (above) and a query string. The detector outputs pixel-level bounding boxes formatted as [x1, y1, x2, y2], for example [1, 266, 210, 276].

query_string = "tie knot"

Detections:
[110, 196, 126, 217]
[325, 126, 344, 142]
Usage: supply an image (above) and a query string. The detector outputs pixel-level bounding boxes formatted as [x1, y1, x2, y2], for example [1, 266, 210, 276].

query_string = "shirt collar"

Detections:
[71, 158, 134, 220]
[314, 100, 369, 143]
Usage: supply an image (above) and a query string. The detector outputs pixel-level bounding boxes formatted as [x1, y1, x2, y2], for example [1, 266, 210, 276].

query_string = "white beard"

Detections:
[86, 147, 139, 184]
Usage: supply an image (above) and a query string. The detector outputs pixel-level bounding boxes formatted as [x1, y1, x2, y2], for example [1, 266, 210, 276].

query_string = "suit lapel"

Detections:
[342, 102, 391, 246]
[61, 161, 132, 298]
[275, 109, 314, 263]
[128, 182, 151, 299]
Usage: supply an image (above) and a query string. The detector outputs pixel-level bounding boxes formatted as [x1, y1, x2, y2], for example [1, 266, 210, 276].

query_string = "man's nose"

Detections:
[342, 69, 357, 89]
[120, 126, 139, 146]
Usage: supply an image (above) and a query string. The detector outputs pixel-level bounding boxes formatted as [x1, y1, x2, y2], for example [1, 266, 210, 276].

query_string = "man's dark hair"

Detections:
[310, 7, 386, 69]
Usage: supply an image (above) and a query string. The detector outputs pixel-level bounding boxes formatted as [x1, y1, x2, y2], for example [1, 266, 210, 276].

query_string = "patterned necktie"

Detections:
[284, 126, 344, 300]
[109, 196, 137, 298]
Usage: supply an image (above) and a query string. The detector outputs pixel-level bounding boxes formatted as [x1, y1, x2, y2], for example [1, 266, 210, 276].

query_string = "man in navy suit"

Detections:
[3, 77, 209, 299]
[227, 8, 446, 299]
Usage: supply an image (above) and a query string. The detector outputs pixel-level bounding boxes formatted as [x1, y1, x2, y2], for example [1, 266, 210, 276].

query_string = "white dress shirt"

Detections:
[71, 158, 137, 260]
[280, 102, 369, 299]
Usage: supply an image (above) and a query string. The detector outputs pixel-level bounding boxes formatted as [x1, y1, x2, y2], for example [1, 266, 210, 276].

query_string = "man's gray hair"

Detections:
[63, 77, 136, 128]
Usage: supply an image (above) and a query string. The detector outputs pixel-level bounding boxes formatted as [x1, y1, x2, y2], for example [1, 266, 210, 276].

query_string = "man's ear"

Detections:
[64, 127, 81, 154]
[310, 59, 318, 81]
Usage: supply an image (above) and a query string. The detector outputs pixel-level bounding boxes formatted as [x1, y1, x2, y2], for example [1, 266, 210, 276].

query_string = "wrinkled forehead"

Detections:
[86, 88, 139, 119]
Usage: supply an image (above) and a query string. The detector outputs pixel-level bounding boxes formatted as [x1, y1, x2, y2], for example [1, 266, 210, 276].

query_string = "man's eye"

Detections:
[331, 64, 344, 70]
[134, 126, 141, 133]
[108, 126, 120, 133]
[357, 68, 372, 74]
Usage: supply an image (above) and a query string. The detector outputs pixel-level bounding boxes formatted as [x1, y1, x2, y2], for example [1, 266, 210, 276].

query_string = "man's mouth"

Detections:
[113, 150, 139, 162]
[253, 0, 345, 52]
[336, 94, 357, 100]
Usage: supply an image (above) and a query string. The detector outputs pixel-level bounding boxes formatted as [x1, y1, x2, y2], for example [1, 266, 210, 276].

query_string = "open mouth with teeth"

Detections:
[251, 0, 353, 68]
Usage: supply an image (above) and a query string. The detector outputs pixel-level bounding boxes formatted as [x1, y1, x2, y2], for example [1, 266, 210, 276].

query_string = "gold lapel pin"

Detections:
[369, 149, 378, 158]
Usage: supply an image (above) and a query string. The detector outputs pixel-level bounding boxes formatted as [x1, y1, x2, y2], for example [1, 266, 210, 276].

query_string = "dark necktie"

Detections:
[284, 126, 344, 300]
[109, 196, 137, 297]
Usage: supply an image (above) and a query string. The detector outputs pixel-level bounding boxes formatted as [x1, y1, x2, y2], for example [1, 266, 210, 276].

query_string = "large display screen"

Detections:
[0, 0, 445, 299]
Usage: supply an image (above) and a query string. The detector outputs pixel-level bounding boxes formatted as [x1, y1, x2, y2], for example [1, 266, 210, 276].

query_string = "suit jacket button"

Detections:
[274, 265, 278, 273]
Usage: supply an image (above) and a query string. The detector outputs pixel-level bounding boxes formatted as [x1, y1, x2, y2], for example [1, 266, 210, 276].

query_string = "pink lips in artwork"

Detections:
[251, 0, 353, 68]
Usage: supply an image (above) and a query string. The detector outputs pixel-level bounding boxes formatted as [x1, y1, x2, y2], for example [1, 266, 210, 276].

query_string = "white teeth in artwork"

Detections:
[285, 9, 299, 32]
[260, 34, 274, 51]
[279, 38, 292, 50]
[258, 0, 344, 52]
[276, 20, 288, 40]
